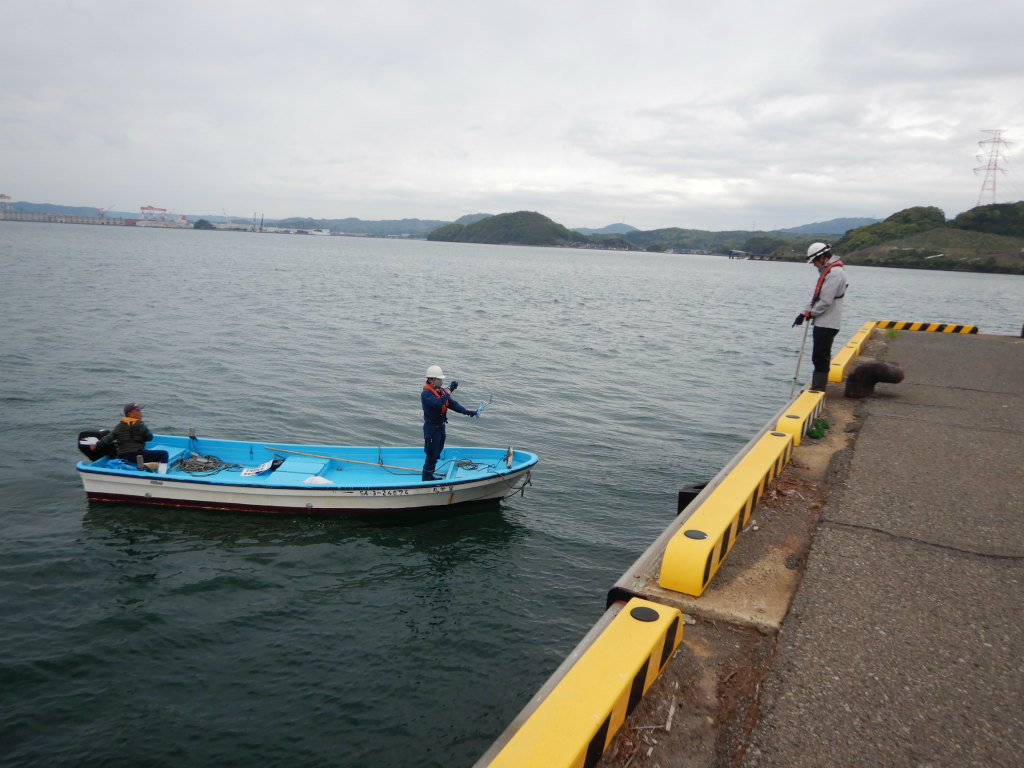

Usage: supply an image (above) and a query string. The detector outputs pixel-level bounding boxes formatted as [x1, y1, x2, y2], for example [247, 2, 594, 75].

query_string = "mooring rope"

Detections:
[502, 470, 532, 499]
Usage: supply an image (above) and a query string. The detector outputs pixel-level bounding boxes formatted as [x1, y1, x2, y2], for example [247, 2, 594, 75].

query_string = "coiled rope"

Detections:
[177, 453, 245, 476]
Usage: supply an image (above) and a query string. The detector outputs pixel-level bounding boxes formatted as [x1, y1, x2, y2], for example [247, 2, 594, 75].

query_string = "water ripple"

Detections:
[1, 223, 1021, 767]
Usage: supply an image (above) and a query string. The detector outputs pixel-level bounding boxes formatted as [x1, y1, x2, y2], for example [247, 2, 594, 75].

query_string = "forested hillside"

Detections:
[428, 211, 585, 246]
[832, 204, 1024, 274]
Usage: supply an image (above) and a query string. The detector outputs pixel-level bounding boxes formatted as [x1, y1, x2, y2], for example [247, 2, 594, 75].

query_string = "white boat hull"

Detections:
[76, 433, 537, 515]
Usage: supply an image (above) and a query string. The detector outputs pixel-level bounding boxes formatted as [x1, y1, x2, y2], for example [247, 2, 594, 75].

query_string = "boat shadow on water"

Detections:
[81, 497, 530, 556]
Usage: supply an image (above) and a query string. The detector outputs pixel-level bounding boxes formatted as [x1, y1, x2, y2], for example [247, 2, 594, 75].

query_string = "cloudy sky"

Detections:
[3, 1, 1022, 231]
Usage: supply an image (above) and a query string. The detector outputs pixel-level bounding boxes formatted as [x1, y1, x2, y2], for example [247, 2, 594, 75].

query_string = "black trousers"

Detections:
[811, 326, 839, 373]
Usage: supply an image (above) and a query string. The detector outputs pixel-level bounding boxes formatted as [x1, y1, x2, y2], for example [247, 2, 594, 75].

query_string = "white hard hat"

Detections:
[426, 365, 444, 379]
[806, 242, 832, 262]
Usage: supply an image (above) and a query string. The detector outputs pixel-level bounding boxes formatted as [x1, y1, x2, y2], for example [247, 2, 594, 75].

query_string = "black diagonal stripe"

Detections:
[627, 657, 651, 715]
[584, 714, 611, 768]
[660, 616, 680, 669]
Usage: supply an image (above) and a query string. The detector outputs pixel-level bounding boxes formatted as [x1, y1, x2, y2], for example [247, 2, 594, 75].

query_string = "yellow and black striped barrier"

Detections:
[828, 339, 861, 382]
[876, 320, 978, 334]
[774, 389, 825, 447]
[658, 430, 794, 596]
[474, 598, 683, 768]
[849, 320, 877, 349]
[828, 321, 877, 382]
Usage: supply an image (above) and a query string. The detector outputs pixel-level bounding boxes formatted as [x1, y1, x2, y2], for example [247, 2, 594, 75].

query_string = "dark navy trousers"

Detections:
[422, 421, 446, 479]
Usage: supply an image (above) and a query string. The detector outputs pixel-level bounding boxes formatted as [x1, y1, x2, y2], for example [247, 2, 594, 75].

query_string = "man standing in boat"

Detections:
[793, 241, 848, 391]
[421, 365, 478, 481]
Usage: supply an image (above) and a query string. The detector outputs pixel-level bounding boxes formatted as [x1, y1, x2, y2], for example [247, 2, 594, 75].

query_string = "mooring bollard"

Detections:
[677, 482, 708, 515]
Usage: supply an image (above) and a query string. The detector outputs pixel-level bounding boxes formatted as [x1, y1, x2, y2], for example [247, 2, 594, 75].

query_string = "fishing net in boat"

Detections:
[177, 453, 244, 476]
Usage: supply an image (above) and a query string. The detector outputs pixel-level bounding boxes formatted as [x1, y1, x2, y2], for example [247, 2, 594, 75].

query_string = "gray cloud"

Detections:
[2, 0, 1021, 230]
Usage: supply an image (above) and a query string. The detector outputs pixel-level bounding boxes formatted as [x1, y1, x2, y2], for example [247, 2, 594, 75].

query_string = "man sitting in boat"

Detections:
[92, 402, 169, 473]
[421, 366, 478, 481]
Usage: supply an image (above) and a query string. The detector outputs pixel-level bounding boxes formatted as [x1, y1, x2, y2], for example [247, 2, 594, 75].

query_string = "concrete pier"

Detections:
[597, 330, 1023, 768]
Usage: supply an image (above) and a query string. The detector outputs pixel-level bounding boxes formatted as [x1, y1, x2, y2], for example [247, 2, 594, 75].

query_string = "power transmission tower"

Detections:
[974, 129, 1011, 207]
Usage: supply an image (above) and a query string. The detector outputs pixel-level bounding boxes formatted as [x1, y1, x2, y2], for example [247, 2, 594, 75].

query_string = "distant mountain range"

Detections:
[7, 199, 1021, 272]
[2, 201, 874, 238]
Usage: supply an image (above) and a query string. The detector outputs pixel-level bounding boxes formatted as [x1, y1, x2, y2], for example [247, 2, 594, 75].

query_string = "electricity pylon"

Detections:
[974, 130, 1011, 207]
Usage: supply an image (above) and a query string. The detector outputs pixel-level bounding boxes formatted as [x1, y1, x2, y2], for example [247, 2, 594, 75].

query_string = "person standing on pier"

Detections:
[793, 242, 848, 391]
[421, 365, 478, 481]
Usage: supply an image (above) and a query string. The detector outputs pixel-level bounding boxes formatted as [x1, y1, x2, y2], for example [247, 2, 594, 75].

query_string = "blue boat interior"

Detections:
[77, 433, 537, 489]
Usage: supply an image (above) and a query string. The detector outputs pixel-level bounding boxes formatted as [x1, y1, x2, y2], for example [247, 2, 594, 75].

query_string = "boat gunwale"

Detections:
[75, 434, 537, 513]
[75, 461, 537, 492]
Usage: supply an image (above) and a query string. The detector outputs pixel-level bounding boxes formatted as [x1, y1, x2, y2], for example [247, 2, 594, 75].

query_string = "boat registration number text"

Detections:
[357, 485, 453, 496]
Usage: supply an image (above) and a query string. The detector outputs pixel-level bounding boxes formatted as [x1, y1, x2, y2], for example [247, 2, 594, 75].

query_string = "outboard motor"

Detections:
[78, 429, 113, 461]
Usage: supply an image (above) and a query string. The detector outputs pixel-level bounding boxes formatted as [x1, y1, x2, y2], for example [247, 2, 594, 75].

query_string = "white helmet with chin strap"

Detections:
[806, 242, 832, 263]
[426, 365, 444, 380]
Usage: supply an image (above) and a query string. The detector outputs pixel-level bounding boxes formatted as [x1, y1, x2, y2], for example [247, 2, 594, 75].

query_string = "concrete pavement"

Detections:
[742, 330, 1023, 767]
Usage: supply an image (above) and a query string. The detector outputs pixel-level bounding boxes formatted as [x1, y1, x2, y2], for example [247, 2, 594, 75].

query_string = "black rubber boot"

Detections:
[811, 370, 829, 391]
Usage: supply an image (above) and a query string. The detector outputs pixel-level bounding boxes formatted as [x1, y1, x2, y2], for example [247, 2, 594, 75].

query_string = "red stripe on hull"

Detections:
[84, 491, 501, 516]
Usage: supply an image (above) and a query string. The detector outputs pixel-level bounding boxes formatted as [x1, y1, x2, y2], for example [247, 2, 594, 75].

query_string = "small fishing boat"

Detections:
[76, 430, 538, 515]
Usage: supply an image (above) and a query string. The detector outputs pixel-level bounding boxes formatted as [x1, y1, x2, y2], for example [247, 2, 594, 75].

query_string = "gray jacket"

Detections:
[804, 254, 847, 330]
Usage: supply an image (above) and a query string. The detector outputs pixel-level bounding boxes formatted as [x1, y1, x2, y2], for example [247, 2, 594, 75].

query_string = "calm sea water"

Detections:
[1, 222, 1021, 767]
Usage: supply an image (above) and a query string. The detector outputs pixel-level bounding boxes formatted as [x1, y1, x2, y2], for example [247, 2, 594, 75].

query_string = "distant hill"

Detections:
[951, 201, 1024, 237]
[573, 222, 639, 235]
[834, 204, 1024, 273]
[621, 226, 776, 254]
[779, 217, 881, 236]
[427, 211, 585, 246]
